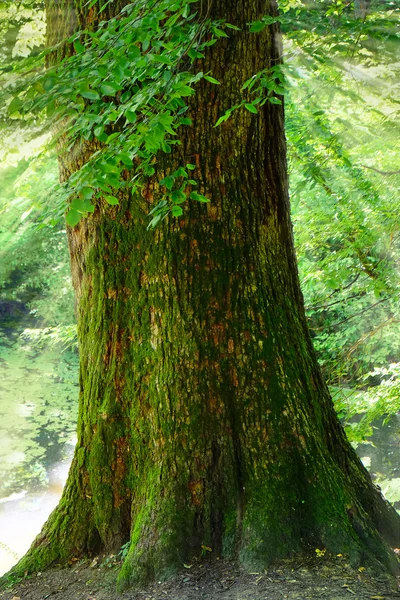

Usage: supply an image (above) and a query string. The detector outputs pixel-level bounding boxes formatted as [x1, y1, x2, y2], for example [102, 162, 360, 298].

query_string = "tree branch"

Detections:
[360, 165, 400, 176]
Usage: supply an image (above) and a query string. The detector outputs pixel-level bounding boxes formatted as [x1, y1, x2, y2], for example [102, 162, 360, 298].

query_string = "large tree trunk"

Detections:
[9, 0, 399, 588]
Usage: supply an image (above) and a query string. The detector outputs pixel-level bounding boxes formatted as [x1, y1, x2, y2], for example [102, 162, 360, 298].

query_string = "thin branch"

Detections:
[360, 165, 400, 176]
[306, 291, 364, 312]
[304, 273, 362, 309]
[313, 297, 389, 330]
[346, 316, 399, 358]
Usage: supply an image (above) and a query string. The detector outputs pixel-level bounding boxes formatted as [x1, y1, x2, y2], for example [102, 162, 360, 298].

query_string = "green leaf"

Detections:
[120, 91, 131, 102]
[188, 48, 204, 60]
[147, 214, 162, 229]
[43, 77, 56, 91]
[161, 142, 172, 153]
[74, 40, 85, 54]
[153, 54, 173, 65]
[100, 84, 119, 96]
[203, 38, 217, 47]
[8, 96, 23, 115]
[125, 110, 137, 123]
[66, 209, 82, 227]
[71, 198, 94, 213]
[80, 90, 100, 100]
[148, 199, 168, 216]
[242, 75, 258, 91]
[249, 21, 266, 33]
[268, 96, 282, 105]
[105, 195, 119, 205]
[118, 153, 133, 167]
[127, 45, 141, 59]
[97, 182, 113, 194]
[212, 27, 228, 38]
[173, 167, 187, 178]
[100, 161, 119, 174]
[204, 75, 221, 85]
[214, 111, 232, 127]
[160, 175, 175, 191]
[186, 163, 196, 170]
[171, 190, 186, 204]
[245, 103, 258, 114]
[171, 205, 183, 217]
[190, 191, 209, 203]
[174, 85, 194, 97]
[81, 187, 94, 199]
[224, 23, 241, 30]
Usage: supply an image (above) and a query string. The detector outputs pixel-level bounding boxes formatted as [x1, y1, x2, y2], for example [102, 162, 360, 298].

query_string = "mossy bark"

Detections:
[7, 0, 400, 587]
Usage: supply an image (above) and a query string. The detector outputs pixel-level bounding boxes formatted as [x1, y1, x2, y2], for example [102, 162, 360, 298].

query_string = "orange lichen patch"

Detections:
[230, 367, 239, 387]
[114, 373, 126, 398]
[211, 323, 225, 346]
[189, 480, 204, 507]
[228, 338, 234, 353]
[149, 307, 160, 349]
[141, 182, 154, 203]
[103, 340, 113, 365]
[113, 436, 129, 509]
[107, 288, 117, 300]
[139, 271, 149, 287]
[154, 436, 166, 448]
[82, 470, 91, 489]
[209, 299, 220, 310]
[32, 532, 49, 549]
[115, 339, 124, 360]
[86, 7, 96, 25]
[190, 239, 200, 260]
[209, 397, 224, 416]
[207, 204, 218, 220]
[298, 434, 307, 449]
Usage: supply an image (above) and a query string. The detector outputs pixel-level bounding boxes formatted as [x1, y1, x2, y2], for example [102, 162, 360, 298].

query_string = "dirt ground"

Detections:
[1, 557, 399, 600]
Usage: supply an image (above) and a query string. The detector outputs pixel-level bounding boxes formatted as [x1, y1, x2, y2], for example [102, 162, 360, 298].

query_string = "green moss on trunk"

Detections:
[6, 0, 399, 588]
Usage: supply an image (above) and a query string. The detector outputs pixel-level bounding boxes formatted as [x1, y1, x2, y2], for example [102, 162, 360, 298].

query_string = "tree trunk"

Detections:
[9, 0, 399, 588]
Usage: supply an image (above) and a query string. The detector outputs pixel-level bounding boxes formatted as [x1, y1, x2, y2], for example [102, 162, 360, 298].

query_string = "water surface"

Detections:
[0, 325, 78, 575]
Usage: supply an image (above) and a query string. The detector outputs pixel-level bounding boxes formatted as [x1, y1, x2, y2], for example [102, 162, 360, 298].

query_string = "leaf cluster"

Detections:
[5, 0, 227, 226]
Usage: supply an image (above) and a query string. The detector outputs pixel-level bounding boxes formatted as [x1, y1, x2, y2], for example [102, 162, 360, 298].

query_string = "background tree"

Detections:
[4, 0, 400, 589]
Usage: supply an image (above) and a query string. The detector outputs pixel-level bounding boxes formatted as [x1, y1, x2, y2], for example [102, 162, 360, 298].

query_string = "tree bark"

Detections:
[8, 0, 400, 587]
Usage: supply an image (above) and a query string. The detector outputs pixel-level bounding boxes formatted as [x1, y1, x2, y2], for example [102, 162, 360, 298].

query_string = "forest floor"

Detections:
[0, 557, 399, 600]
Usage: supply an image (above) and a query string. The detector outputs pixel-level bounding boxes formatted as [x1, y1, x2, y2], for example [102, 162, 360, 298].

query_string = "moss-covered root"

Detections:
[116, 478, 207, 590]
[115, 465, 399, 590]
[239, 489, 399, 576]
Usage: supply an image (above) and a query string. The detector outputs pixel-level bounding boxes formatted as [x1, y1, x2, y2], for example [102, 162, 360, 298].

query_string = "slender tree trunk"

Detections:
[9, 0, 399, 587]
